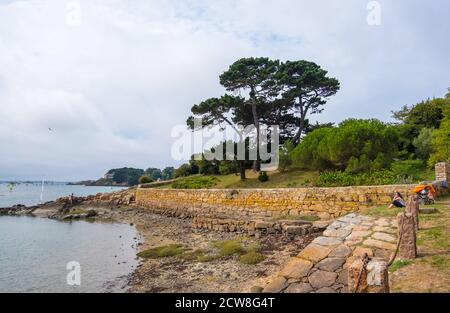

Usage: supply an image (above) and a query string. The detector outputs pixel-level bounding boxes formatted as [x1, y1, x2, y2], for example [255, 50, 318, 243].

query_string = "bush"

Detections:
[174, 164, 192, 178]
[137, 244, 185, 259]
[240, 251, 265, 265]
[213, 239, 245, 256]
[258, 171, 269, 182]
[172, 176, 218, 189]
[390, 160, 425, 183]
[139, 175, 153, 184]
[315, 170, 397, 187]
[278, 141, 294, 172]
[291, 119, 399, 173]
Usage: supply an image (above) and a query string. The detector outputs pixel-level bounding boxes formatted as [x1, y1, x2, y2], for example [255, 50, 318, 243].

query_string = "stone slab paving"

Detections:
[262, 213, 398, 293]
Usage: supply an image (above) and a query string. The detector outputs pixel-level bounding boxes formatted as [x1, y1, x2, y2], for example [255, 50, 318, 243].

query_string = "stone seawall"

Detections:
[135, 185, 418, 220]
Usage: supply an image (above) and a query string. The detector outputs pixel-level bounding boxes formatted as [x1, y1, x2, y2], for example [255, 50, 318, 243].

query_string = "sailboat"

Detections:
[39, 177, 45, 204]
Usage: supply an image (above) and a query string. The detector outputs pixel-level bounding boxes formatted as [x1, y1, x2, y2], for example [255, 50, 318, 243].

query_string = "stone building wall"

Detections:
[135, 185, 417, 220]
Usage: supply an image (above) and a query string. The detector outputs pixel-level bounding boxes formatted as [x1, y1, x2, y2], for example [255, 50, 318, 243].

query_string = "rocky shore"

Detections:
[0, 189, 327, 293]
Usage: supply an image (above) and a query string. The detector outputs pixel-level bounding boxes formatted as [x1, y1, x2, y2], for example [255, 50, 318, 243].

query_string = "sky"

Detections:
[0, 0, 449, 181]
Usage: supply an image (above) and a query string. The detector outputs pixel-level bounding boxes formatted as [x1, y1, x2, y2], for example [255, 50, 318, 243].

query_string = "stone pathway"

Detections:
[261, 213, 398, 293]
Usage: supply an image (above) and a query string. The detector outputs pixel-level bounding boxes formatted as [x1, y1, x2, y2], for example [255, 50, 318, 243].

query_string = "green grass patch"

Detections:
[213, 239, 245, 256]
[389, 259, 412, 272]
[240, 251, 266, 265]
[417, 226, 449, 250]
[428, 255, 450, 269]
[361, 205, 404, 218]
[171, 176, 219, 189]
[137, 244, 186, 259]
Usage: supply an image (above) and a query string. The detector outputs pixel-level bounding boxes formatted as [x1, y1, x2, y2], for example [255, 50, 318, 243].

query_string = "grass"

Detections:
[389, 259, 412, 272]
[240, 251, 266, 265]
[137, 244, 186, 259]
[213, 239, 246, 256]
[171, 176, 219, 189]
[360, 205, 404, 218]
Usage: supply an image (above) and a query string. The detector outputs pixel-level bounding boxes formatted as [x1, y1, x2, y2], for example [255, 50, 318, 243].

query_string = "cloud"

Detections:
[0, 0, 449, 180]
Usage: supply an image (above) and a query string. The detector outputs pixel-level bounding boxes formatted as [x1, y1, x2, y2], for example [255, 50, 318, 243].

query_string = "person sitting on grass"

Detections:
[389, 192, 405, 208]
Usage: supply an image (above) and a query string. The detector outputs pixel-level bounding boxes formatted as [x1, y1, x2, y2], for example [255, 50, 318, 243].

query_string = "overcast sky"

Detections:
[0, 0, 449, 181]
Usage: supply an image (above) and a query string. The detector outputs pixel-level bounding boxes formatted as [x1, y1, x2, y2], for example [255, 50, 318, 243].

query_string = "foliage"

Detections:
[315, 170, 397, 187]
[173, 164, 193, 178]
[412, 128, 435, 160]
[390, 160, 425, 182]
[258, 171, 269, 182]
[137, 244, 186, 259]
[389, 260, 412, 272]
[171, 176, 218, 189]
[213, 239, 245, 257]
[239, 251, 265, 265]
[162, 167, 174, 180]
[429, 100, 450, 166]
[291, 119, 398, 173]
[145, 168, 162, 181]
[278, 140, 294, 172]
[108, 167, 145, 186]
[139, 175, 153, 184]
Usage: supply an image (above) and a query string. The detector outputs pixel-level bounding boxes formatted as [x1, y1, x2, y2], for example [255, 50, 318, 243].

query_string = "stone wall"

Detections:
[435, 162, 450, 183]
[135, 185, 417, 220]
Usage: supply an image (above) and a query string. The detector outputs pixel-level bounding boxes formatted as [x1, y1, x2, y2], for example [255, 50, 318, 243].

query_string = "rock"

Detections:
[337, 270, 348, 285]
[312, 220, 332, 230]
[372, 232, 396, 243]
[372, 226, 396, 234]
[311, 236, 343, 246]
[329, 245, 352, 258]
[297, 244, 331, 263]
[348, 258, 390, 293]
[255, 221, 272, 229]
[323, 228, 352, 238]
[250, 286, 264, 293]
[285, 225, 307, 235]
[279, 258, 313, 279]
[345, 230, 372, 241]
[419, 208, 438, 214]
[374, 219, 390, 226]
[262, 276, 288, 293]
[315, 287, 337, 293]
[352, 247, 374, 258]
[316, 257, 345, 272]
[363, 238, 396, 250]
[308, 270, 337, 289]
[284, 283, 313, 293]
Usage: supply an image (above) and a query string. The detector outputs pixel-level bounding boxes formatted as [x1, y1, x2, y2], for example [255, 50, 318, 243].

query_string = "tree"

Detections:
[162, 167, 174, 180]
[412, 128, 434, 160]
[220, 57, 280, 171]
[429, 101, 450, 166]
[145, 168, 162, 181]
[174, 164, 192, 178]
[291, 119, 399, 173]
[277, 60, 340, 145]
[139, 175, 153, 184]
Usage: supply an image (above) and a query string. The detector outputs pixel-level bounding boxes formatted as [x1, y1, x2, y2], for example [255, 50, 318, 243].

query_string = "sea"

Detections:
[0, 182, 140, 293]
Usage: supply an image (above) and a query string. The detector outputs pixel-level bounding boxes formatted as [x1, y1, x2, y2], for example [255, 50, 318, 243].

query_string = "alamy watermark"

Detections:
[66, 1, 82, 27]
[367, 1, 381, 26]
[171, 119, 280, 171]
[66, 261, 81, 286]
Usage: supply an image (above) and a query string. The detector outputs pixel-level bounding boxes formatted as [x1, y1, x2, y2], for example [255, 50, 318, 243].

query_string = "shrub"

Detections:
[258, 172, 269, 182]
[139, 175, 153, 184]
[278, 141, 294, 172]
[390, 160, 425, 183]
[240, 251, 265, 265]
[213, 239, 245, 256]
[137, 244, 185, 259]
[174, 164, 192, 178]
[315, 170, 398, 187]
[172, 176, 218, 189]
[291, 119, 399, 173]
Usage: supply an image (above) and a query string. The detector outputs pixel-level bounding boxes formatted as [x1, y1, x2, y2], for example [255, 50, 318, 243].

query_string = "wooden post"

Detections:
[348, 256, 389, 293]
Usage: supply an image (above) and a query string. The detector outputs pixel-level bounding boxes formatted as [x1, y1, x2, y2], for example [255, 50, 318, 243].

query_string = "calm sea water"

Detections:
[0, 183, 139, 293]
[0, 216, 140, 293]
[0, 182, 126, 208]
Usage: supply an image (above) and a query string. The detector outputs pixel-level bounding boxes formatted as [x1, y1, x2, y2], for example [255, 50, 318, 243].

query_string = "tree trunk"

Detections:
[239, 161, 246, 181]
[251, 100, 261, 172]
